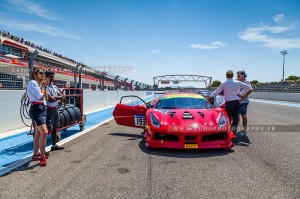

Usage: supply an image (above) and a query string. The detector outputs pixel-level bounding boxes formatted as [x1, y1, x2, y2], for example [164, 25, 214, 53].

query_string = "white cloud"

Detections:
[190, 41, 226, 49]
[0, 18, 85, 41]
[148, 49, 161, 54]
[6, 0, 58, 20]
[273, 13, 284, 24]
[239, 14, 300, 49]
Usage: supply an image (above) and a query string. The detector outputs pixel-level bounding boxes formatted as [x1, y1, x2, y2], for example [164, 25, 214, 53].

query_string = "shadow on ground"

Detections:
[233, 132, 251, 147]
[1, 161, 40, 177]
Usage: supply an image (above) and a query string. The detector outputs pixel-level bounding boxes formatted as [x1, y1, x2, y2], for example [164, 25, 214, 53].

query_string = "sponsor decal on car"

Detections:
[155, 109, 171, 114]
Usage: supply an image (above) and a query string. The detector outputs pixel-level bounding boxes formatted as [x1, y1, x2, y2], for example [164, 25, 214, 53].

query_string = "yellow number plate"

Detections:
[184, 144, 198, 149]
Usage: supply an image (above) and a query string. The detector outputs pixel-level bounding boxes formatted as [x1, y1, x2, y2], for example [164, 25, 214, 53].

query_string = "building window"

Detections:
[82, 83, 89, 89]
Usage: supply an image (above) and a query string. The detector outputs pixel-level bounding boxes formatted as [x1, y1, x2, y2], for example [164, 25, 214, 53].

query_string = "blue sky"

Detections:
[0, 0, 299, 87]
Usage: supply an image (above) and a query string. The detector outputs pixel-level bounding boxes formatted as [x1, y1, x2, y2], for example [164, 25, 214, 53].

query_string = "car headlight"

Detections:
[150, 112, 161, 128]
[218, 113, 227, 127]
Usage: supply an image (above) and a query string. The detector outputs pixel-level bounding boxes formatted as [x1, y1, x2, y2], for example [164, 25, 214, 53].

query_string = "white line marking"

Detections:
[0, 127, 30, 139]
[84, 105, 115, 115]
[250, 98, 300, 108]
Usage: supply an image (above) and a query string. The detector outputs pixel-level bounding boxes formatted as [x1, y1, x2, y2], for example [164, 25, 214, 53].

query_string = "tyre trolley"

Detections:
[26, 88, 86, 136]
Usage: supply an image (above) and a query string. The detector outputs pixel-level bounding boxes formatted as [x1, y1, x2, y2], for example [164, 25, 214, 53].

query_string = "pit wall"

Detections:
[0, 90, 154, 134]
[250, 92, 300, 103]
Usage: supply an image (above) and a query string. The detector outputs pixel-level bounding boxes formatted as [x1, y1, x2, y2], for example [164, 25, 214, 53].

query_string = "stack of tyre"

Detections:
[59, 105, 81, 128]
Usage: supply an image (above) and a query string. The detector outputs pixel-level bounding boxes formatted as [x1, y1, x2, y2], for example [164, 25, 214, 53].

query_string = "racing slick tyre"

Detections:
[59, 111, 65, 128]
[72, 106, 81, 122]
[66, 107, 76, 125]
[62, 109, 71, 126]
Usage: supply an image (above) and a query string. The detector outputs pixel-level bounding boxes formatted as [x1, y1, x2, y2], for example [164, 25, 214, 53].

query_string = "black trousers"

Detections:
[225, 100, 240, 131]
[46, 108, 60, 145]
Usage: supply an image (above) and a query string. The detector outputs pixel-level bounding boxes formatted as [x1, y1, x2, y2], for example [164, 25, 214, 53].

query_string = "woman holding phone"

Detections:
[27, 67, 50, 166]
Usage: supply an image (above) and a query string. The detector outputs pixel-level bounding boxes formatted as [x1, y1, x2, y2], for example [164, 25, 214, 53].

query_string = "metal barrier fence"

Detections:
[0, 62, 28, 90]
[210, 84, 300, 93]
[252, 84, 300, 93]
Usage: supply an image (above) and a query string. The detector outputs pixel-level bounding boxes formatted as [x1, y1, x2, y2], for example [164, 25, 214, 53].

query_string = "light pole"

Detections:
[280, 50, 288, 81]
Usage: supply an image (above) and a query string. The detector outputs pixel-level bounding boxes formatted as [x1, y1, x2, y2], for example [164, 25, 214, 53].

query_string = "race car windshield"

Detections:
[156, 97, 212, 109]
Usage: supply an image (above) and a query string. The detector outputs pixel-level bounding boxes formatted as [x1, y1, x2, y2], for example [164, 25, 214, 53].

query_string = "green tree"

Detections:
[162, 86, 172, 90]
[211, 80, 221, 87]
[250, 80, 259, 84]
[285, 76, 298, 81]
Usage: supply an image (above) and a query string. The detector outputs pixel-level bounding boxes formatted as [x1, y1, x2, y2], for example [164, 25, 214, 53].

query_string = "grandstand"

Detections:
[0, 31, 150, 90]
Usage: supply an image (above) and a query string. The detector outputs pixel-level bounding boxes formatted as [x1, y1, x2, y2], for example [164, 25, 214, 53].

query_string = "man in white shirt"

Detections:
[45, 71, 65, 151]
[209, 70, 252, 134]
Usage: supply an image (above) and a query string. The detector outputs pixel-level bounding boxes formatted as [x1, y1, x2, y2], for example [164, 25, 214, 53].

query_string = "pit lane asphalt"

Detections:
[0, 101, 299, 199]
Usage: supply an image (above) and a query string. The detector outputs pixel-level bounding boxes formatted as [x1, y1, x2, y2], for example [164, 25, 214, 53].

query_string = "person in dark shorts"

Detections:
[237, 70, 252, 135]
[45, 71, 65, 151]
[209, 70, 252, 134]
[27, 67, 50, 166]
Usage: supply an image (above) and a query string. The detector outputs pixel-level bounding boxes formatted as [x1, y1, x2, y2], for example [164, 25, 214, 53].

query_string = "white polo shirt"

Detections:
[46, 84, 60, 107]
[211, 78, 251, 102]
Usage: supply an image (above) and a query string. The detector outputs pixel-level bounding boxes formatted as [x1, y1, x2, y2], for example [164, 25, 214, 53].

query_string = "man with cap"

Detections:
[237, 70, 252, 135]
[209, 70, 252, 134]
[45, 71, 65, 151]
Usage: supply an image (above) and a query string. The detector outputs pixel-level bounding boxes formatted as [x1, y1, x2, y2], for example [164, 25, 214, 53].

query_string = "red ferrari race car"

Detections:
[113, 93, 235, 149]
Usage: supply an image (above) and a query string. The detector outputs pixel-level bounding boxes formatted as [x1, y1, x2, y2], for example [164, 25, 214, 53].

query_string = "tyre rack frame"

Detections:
[58, 88, 86, 132]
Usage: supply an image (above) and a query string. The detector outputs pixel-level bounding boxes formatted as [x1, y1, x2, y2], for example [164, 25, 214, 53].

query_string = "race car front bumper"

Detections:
[144, 130, 235, 149]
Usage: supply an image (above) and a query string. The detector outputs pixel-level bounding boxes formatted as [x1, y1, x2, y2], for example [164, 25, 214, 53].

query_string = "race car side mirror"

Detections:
[147, 101, 156, 108]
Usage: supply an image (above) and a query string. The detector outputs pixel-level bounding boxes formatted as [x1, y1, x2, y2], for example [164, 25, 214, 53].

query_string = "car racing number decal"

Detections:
[155, 109, 171, 114]
[134, 114, 145, 127]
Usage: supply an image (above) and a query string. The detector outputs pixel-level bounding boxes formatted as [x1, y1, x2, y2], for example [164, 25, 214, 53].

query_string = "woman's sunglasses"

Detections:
[39, 72, 45, 75]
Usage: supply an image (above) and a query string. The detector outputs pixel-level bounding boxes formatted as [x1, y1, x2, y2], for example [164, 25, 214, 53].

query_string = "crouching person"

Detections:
[45, 71, 65, 151]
